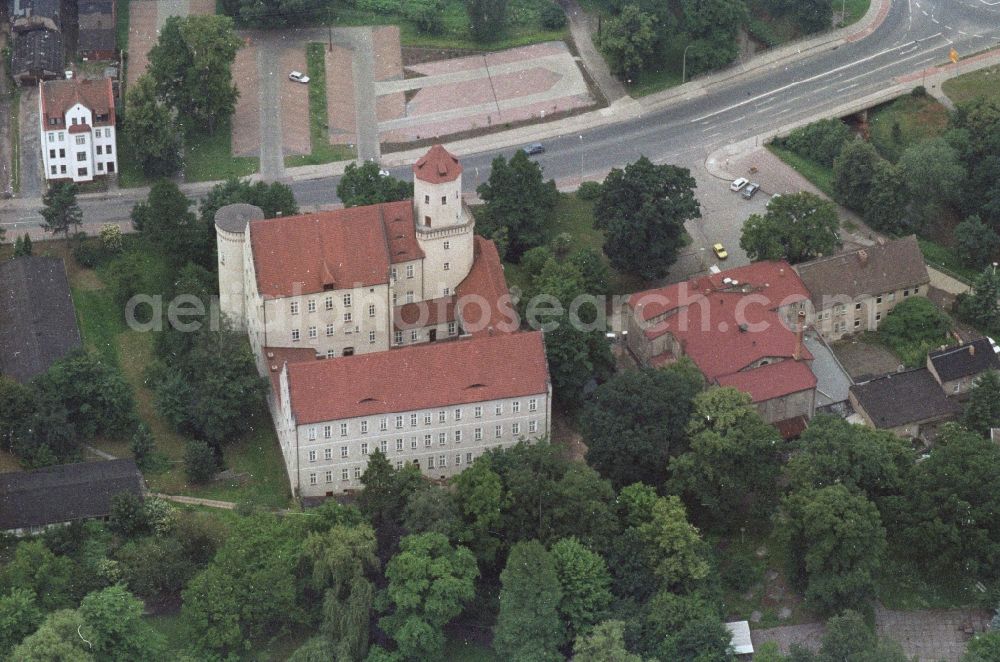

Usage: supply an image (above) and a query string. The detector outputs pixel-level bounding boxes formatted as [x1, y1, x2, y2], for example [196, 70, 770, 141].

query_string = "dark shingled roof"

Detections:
[850, 368, 960, 429]
[0, 459, 144, 531]
[78, 0, 116, 55]
[0, 257, 82, 383]
[793, 235, 929, 308]
[11, 28, 64, 82]
[928, 338, 1000, 383]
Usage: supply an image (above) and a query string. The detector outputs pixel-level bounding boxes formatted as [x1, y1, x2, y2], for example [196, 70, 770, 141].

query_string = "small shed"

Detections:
[726, 620, 754, 656]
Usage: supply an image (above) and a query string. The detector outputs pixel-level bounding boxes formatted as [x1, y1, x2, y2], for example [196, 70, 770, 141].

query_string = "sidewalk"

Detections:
[560, 0, 627, 103]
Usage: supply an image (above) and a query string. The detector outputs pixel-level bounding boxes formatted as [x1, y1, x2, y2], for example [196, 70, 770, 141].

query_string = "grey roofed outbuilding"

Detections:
[928, 338, 1000, 383]
[793, 235, 930, 308]
[0, 257, 82, 383]
[0, 459, 144, 532]
[11, 28, 64, 83]
[849, 368, 960, 429]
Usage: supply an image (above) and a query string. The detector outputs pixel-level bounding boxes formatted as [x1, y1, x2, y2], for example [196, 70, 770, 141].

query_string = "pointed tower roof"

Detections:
[413, 144, 462, 184]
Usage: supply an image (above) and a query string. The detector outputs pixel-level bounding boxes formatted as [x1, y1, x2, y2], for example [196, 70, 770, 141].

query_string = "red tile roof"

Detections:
[413, 144, 462, 184]
[394, 296, 456, 331]
[40, 78, 115, 127]
[68, 123, 91, 134]
[249, 200, 422, 297]
[282, 331, 549, 424]
[263, 346, 320, 394]
[774, 415, 809, 440]
[716, 360, 817, 403]
[455, 237, 518, 336]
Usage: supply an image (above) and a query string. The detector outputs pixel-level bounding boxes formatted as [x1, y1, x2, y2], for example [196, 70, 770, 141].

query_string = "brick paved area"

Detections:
[326, 45, 356, 146]
[126, 1, 157, 87]
[280, 47, 310, 156]
[876, 606, 990, 662]
[230, 42, 260, 157]
[372, 26, 402, 81]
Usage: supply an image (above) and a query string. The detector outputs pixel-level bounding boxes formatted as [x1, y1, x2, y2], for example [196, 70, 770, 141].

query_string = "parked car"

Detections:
[730, 177, 749, 192]
[288, 71, 310, 83]
[524, 143, 545, 155]
[713, 243, 728, 259]
[742, 182, 760, 199]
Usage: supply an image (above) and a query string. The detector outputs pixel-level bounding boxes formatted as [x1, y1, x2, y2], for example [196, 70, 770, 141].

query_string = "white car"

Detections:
[288, 71, 310, 84]
[730, 177, 749, 192]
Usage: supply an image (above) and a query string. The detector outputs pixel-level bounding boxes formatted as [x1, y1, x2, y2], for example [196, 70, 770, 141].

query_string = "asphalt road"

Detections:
[3, 0, 1000, 231]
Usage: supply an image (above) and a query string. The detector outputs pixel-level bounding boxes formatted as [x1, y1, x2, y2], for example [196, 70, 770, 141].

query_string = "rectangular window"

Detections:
[438, 432, 447, 446]
[424, 413, 432, 425]
[369, 331, 376, 344]
[106, 144, 113, 154]
[443, 262, 450, 271]
[394, 330, 403, 345]
[307, 299, 316, 313]
[903, 289, 910, 297]
[59, 149, 65, 157]
[380, 418, 388, 432]
[324, 447, 332, 460]
[475, 428, 483, 441]
[394, 415, 403, 429]
[854, 319, 862, 328]
[354, 466, 362, 478]
[406, 265, 414, 279]
[60, 165, 66, 174]
[50, 165, 57, 175]
[876, 295, 883, 304]
[888, 292, 896, 302]
[106, 128, 112, 138]
[512, 422, 520, 435]
[875, 312, 882, 322]
[326, 296, 334, 310]
[361, 442, 369, 455]
[428, 456, 435, 469]
[97, 163, 104, 172]
[48, 134, 54, 143]
[528, 399, 537, 412]
[529, 420, 538, 433]
[448, 322, 457, 336]
[454, 408, 462, 421]
[441, 196, 447, 205]
[513, 401, 521, 414]
[290, 301, 299, 315]
[361, 421, 369, 434]
[291, 329, 300, 342]
[96, 145, 102, 155]
[49, 149, 55, 158]
[439, 455, 447, 468]
[369, 304, 376, 317]
[75, 136, 85, 145]
[324, 425, 332, 439]
[411, 330, 418, 342]
[466, 452, 473, 464]
[424, 434, 432, 447]
[443, 241, 450, 250]
[396, 460, 403, 469]
[455, 430, 462, 443]
[344, 312, 352, 323]
[308, 450, 316, 462]
[405, 291, 414, 304]
[475, 406, 482, 418]
[390, 267, 397, 282]
[343, 293, 352, 307]
[396, 438, 403, 451]
[456, 454, 462, 466]
[855, 302, 862, 311]
[410, 437, 418, 449]
[410, 413, 418, 427]
[327, 349, 336, 358]
[341, 446, 349, 458]
[380, 440, 388, 453]
[424, 195, 430, 204]
[342, 468, 349, 480]
[326, 471, 333, 483]
[495, 403, 503, 416]
[77, 167, 87, 177]
[76, 152, 87, 162]
[309, 473, 317, 485]
[443, 288, 450, 296]
[308, 326, 317, 339]
[439, 410, 447, 423]
[326, 324, 335, 336]
[495, 425, 503, 438]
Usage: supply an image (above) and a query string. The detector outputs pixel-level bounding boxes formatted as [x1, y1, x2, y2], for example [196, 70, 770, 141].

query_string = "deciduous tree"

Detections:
[40, 182, 82, 238]
[550, 537, 613, 641]
[477, 150, 559, 260]
[863, 160, 910, 234]
[0, 589, 43, 657]
[572, 620, 641, 662]
[599, 5, 657, 79]
[336, 161, 413, 208]
[833, 139, 882, 212]
[131, 180, 207, 266]
[958, 267, 1000, 330]
[964, 371, 1000, 437]
[595, 157, 700, 279]
[123, 76, 181, 177]
[494, 540, 565, 662]
[740, 191, 841, 264]
[955, 215, 1000, 270]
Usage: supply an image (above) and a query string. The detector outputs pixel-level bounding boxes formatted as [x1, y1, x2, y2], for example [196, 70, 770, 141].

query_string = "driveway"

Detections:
[19, 88, 42, 198]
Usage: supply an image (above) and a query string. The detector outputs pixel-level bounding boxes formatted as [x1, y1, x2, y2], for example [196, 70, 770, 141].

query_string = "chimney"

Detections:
[969, 344, 976, 357]
[857, 250, 869, 267]
[793, 310, 806, 360]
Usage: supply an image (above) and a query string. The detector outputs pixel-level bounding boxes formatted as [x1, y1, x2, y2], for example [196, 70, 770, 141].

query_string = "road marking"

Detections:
[689, 35, 946, 123]
[703, 131, 722, 138]
[836, 82, 862, 92]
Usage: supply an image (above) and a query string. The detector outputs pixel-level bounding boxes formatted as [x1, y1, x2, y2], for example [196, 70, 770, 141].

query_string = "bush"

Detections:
[911, 85, 927, 97]
[722, 553, 761, 593]
[877, 296, 951, 366]
[540, 2, 567, 29]
[779, 118, 852, 167]
[577, 180, 603, 201]
[71, 237, 111, 268]
[184, 440, 219, 483]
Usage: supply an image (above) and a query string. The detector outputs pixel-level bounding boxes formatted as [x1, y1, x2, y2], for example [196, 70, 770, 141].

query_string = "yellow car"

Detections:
[713, 243, 728, 260]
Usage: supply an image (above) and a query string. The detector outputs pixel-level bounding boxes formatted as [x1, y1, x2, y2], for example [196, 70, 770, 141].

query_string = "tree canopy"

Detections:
[123, 75, 182, 177]
[336, 161, 413, 209]
[40, 182, 82, 238]
[740, 191, 841, 264]
[476, 150, 559, 261]
[494, 540, 565, 661]
[595, 157, 700, 279]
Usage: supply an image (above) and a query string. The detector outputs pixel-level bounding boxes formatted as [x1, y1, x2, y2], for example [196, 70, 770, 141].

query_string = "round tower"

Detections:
[215, 203, 264, 331]
[413, 145, 474, 298]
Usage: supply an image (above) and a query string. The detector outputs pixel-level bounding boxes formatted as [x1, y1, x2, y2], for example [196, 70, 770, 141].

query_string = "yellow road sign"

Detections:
[950, 48, 959, 64]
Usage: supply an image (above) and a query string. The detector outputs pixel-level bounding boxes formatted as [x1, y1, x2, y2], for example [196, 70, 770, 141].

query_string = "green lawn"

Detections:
[840, 0, 871, 26]
[868, 94, 950, 162]
[492, 192, 651, 296]
[116, 0, 130, 55]
[284, 43, 357, 168]
[766, 144, 835, 198]
[65, 243, 292, 508]
[917, 238, 980, 285]
[943, 65, 1000, 106]
[184, 123, 259, 182]
[325, 0, 566, 51]
[116, 150, 153, 189]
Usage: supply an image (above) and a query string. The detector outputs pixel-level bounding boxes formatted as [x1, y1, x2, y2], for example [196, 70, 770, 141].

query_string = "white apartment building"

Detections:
[215, 145, 550, 497]
[39, 77, 117, 183]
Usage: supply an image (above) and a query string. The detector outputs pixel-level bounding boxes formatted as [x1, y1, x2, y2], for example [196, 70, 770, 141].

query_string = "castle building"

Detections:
[216, 145, 551, 497]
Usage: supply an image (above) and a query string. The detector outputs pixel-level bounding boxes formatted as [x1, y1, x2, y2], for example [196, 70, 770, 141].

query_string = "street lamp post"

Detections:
[682, 43, 693, 84]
